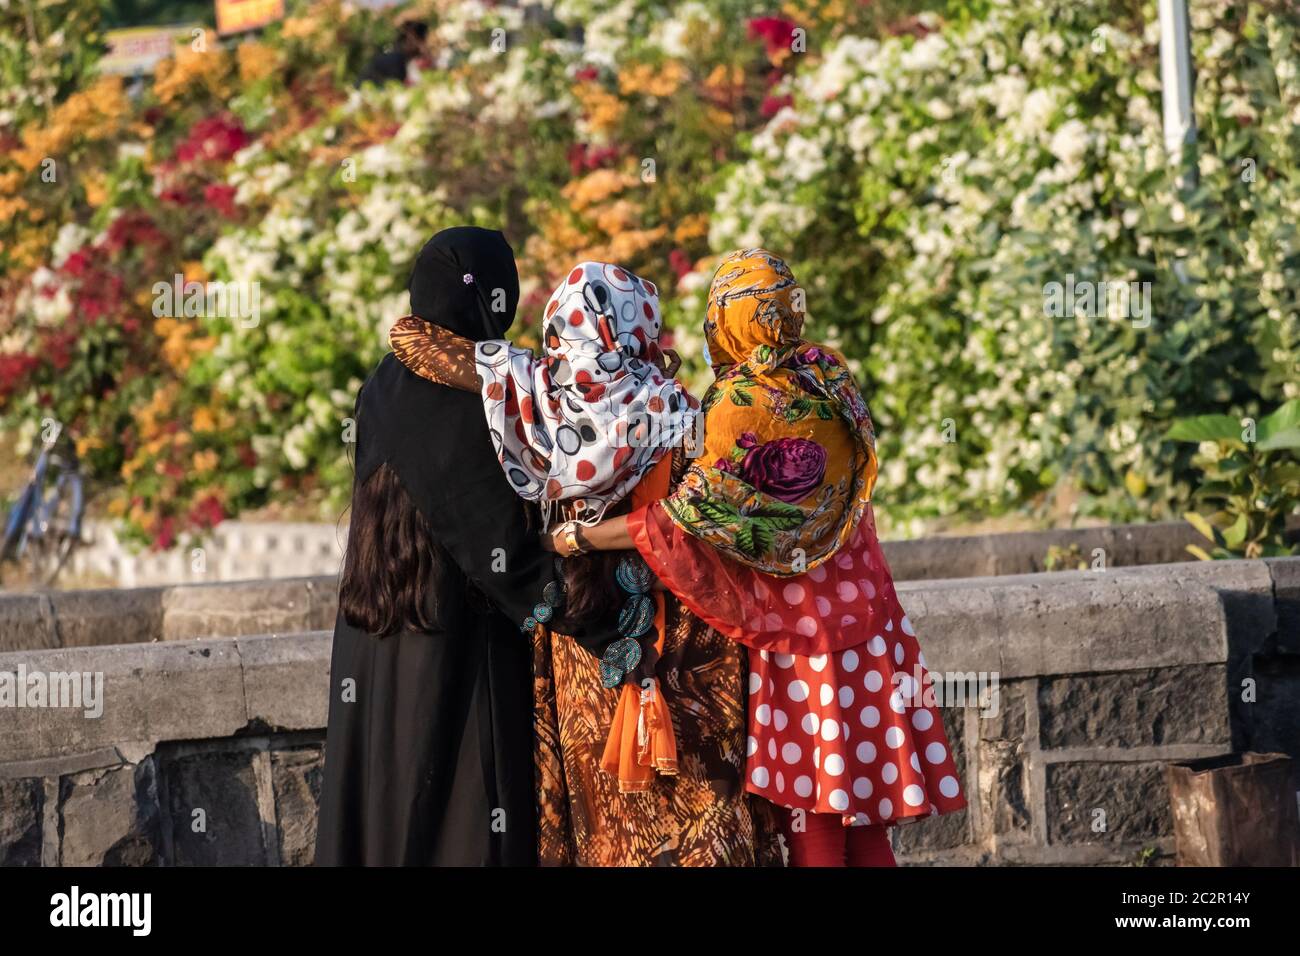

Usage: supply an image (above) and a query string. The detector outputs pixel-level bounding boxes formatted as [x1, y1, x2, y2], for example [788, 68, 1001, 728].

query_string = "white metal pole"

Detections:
[1159, 0, 1196, 164]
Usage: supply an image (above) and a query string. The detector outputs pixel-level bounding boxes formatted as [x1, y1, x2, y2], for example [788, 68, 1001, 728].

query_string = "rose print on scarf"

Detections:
[718, 432, 827, 504]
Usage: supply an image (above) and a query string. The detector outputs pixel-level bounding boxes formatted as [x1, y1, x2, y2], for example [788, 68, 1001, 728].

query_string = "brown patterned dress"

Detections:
[533, 594, 783, 866]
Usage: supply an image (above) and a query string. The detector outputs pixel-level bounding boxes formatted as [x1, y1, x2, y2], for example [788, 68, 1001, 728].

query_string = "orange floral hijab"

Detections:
[660, 249, 877, 576]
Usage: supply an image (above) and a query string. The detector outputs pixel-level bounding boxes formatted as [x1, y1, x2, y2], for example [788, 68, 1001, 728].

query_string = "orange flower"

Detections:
[193, 449, 219, 475]
[674, 214, 710, 244]
[573, 82, 626, 135]
[562, 168, 639, 210]
[154, 47, 230, 106]
[618, 61, 688, 99]
[237, 41, 279, 83]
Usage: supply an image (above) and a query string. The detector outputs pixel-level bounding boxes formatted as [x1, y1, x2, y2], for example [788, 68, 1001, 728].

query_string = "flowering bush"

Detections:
[1, 0, 1297, 547]
[698, 0, 1300, 533]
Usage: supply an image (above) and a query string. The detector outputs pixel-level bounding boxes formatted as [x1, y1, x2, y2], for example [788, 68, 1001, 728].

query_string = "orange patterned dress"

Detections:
[533, 596, 783, 866]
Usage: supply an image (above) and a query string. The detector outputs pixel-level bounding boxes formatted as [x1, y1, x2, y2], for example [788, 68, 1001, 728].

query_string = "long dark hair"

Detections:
[558, 498, 632, 624]
[339, 463, 446, 636]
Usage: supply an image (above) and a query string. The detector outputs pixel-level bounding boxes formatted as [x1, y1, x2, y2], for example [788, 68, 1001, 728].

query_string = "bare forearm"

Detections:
[577, 515, 633, 551]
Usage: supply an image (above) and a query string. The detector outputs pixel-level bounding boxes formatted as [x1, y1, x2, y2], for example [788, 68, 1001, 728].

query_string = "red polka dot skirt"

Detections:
[744, 609, 966, 825]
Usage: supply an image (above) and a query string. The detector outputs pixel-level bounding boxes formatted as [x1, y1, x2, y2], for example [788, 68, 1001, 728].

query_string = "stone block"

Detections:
[271, 745, 324, 867]
[161, 577, 319, 641]
[1038, 665, 1230, 749]
[58, 759, 162, 866]
[1045, 761, 1173, 846]
[0, 777, 43, 866]
[47, 586, 165, 649]
[1266, 557, 1300, 655]
[238, 632, 331, 731]
[900, 571, 1231, 681]
[305, 576, 340, 632]
[0, 593, 57, 653]
[0, 640, 247, 763]
[160, 748, 265, 865]
[977, 680, 1031, 836]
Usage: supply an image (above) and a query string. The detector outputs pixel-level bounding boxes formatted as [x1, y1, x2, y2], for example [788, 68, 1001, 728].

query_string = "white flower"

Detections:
[1049, 119, 1090, 165]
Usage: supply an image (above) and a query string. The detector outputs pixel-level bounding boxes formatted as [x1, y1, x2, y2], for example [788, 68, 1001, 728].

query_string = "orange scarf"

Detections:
[600, 453, 678, 792]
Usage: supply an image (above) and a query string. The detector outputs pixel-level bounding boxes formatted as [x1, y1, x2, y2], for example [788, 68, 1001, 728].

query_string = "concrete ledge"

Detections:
[0, 576, 338, 653]
[2, 521, 1275, 655]
[901, 559, 1281, 680]
[0, 631, 330, 766]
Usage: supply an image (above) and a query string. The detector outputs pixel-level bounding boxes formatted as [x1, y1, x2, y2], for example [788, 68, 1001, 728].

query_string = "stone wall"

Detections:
[2, 557, 1296, 867]
[58, 518, 1211, 590]
[0, 633, 326, 866]
[1, 520, 1220, 654]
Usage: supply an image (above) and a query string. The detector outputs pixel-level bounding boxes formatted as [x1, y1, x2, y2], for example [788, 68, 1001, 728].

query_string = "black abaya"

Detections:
[315, 229, 617, 866]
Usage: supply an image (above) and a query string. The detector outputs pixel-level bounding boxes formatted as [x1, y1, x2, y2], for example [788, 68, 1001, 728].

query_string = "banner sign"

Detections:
[98, 26, 196, 76]
[215, 0, 286, 36]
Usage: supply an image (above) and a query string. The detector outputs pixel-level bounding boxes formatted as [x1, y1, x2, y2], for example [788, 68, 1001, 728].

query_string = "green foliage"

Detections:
[1167, 399, 1300, 559]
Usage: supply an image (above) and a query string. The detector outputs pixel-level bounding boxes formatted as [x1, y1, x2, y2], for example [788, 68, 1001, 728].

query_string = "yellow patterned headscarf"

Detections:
[661, 249, 877, 576]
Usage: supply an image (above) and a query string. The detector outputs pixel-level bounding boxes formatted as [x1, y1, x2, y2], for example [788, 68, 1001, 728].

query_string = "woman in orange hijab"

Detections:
[566, 250, 967, 866]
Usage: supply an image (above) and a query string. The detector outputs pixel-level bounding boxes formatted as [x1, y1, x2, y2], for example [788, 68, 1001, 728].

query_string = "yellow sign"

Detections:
[215, 0, 285, 36]
[99, 26, 195, 76]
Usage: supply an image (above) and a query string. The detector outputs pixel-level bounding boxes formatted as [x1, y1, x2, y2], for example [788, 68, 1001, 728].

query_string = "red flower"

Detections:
[574, 66, 599, 82]
[60, 249, 91, 278]
[103, 212, 165, 252]
[0, 354, 39, 400]
[669, 248, 693, 279]
[566, 142, 588, 176]
[153, 515, 176, 552]
[174, 114, 251, 166]
[586, 145, 619, 168]
[761, 93, 794, 117]
[160, 186, 192, 206]
[204, 183, 238, 217]
[747, 16, 798, 58]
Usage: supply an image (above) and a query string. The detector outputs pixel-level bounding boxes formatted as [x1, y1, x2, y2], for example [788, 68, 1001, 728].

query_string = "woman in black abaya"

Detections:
[314, 227, 618, 866]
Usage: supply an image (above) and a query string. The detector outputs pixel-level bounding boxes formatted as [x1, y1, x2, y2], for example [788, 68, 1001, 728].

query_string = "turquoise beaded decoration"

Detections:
[615, 554, 653, 595]
[521, 574, 567, 633]
[617, 593, 654, 639]
[600, 637, 642, 689]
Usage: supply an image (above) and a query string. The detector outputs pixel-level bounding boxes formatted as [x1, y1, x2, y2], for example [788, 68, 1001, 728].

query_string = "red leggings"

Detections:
[780, 808, 897, 867]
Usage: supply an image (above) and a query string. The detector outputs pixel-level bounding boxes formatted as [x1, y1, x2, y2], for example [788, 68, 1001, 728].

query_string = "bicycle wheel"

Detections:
[29, 471, 85, 586]
[1, 483, 38, 565]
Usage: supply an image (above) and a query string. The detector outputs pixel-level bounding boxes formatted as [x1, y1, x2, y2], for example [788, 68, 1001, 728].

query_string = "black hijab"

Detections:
[355, 226, 518, 497]
[407, 226, 519, 341]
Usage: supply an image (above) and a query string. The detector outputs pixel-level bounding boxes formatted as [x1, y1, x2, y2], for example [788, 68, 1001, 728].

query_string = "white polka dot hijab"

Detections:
[475, 261, 698, 528]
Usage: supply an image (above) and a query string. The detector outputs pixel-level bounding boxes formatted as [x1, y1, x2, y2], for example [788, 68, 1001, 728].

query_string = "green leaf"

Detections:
[729, 389, 754, 407]
[1166, 415, 1246, 444]
[1186, 544, 1214, 562]
[734, 523, 758, 556]
[1182, 511, 1222, 546]
[1259, 399, 1300, 442]
[1221, 512, 1249, 549]
[746, 500, 805, 521]
[750, 520, 774, 554]
[698, 500, 740, 525]
[1257, 427, 1300, 452]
